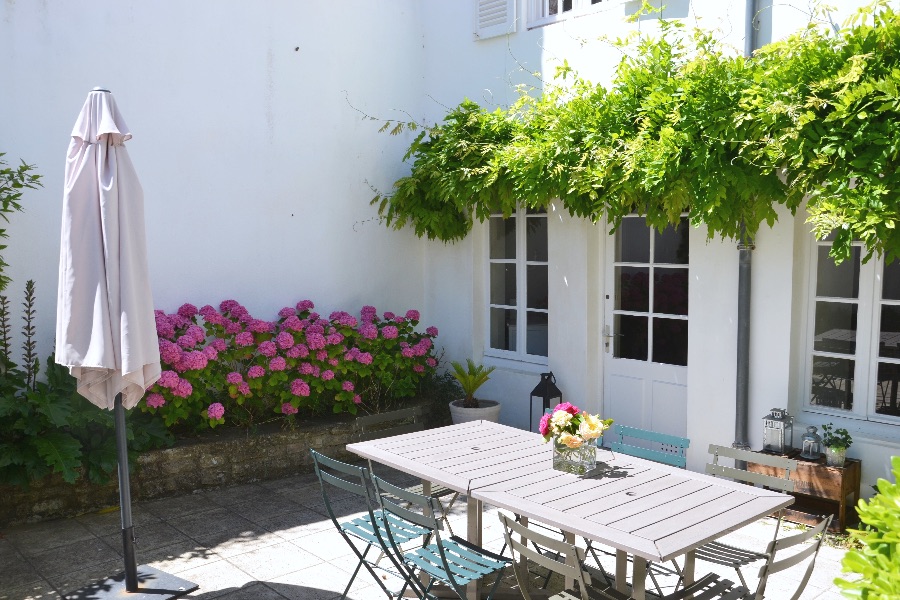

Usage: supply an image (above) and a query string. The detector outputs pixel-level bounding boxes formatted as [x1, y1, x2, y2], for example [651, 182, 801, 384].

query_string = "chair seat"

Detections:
[341, 509, 430, 547]
[693, 540, 768, 568]
[399, 482, 457, 500]
[404, 535, 510, 586]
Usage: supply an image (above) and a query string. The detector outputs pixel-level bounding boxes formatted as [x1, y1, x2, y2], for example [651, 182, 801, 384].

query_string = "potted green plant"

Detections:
[820, 423, 852, 467]
[447, 359, 499, 424]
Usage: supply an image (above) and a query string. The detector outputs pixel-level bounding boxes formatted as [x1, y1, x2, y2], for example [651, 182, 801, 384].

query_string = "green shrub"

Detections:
[836, 455, 900, 597]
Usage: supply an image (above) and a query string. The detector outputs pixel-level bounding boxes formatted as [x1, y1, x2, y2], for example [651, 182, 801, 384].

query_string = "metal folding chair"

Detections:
[584, 425, 691, 594]
[310, 449, 428, 600]
[695, 444, 797, 589]
[372, 474, 511, 600]
[355, 407, 460, 535]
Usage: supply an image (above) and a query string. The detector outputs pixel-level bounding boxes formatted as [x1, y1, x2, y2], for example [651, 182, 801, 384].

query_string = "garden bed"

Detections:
[0, 399, 449, 527]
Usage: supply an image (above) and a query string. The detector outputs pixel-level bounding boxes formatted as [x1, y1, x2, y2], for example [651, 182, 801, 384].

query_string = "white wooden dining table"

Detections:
[346, 420, 793, 600]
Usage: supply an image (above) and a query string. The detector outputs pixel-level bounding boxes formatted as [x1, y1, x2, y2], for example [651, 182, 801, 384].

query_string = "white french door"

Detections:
[602, 216, 689, 437]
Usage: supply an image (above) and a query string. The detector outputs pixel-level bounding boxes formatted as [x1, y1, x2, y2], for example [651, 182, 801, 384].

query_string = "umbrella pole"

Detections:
[114, 392, 139, 592]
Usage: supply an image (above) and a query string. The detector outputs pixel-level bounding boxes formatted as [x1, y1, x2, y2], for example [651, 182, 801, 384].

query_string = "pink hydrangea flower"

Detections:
[177, 303, 198, 318]
[173, 378, 193, 398]
[238, 382, 251, 396]
[186, 325, 206, 344]
[384, 312, 395, 320]
[402, 347, 414, 358]
[286, 344, 305, 358]
[281, 402, 299, 415]
[314, 350, 327, 362]
[358, 352, 373, 365]
[159, 340, 182, 364]
[184, 351, 208, 371]
[158, 370, 179, 389]
[226, 372, 244, 385]
[360, 305, 377, 322]
[296, 299, 315, 312]
[353, 394, 362, 404]
[321, 370, 334, 381]
[326, 332, 344, 345]
[258, 340, 277, 357]
[211, 338, 227, 352]
[359, 323, 378, 340]
[219, 299, 240, 314]
[247, 365, 266, 379]
[426, 357, 437, 367]
[269, 356, 287, 371]
[249, 319, 275, 333]
[405, 309, 420, 321]
[307, 333, 326, 350]
[342, 381, 355, 392]
[176, 334, 197, 349]
[155, 312, 176, 339]
[329, 311, 358, 327]
[306, 322, 325, 336]
[202, 345, 219, 361]
[146, 393, 166, 409]
[283, 315, 304, 332]
[291, 379, 311, 397]
[224, 320, 243, 334]
[414, 364, 425, 373]
[394, 316, 406, 324]
[207, 402, 225, 420]
[426, 326, 439, 337]
[328, 358, 339, 366]
[235, 331, 254, 347]
[278, 306, 296, 319]
[275, 332, 295, 349]
[299, 362, 315, 375]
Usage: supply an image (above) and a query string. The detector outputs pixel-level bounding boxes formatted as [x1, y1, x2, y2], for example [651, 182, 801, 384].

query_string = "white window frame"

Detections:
[801, 236, 900, 429]
[526, 0, 615, 29]
[484, 208, 549, 367]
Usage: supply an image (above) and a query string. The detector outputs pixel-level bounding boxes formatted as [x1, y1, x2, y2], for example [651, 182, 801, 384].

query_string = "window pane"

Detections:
[563, 0, 572, 11]
[813, 302, 857, 354]
[810, 356, 854, 410]
[652, 318, 688, 366]
[880, 305, 900, 359]
[490, 264, 516, 305]
[527, 265, 548, 310]
[490, 307, 516, 351]
[616, 267, 649, 312]
[526, 311, 549, 356]
[654, 219, 689, 264]
[616, 218, 650, 263]
[816, 245, 860, 298]
[614, 315, 648, 361]
[526, 216, 548, 261]
[875, 362, 900, 417]
[883, 260, 900, 300]
[654, 268, 688, 315]
[489, 217, 515, 260]
[549, 0, 558, 15]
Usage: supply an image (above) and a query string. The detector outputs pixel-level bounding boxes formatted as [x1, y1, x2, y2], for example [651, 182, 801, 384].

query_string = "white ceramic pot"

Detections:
[448, 399, 501, 424]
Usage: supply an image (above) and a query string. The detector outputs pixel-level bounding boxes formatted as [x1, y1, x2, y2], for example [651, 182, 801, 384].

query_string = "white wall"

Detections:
[0, 1, 430, 365]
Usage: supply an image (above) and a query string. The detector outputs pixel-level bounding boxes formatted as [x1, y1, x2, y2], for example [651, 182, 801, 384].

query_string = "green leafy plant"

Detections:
[372, 2, 900, 265]
[0, 153, 41, 292]
[0, 281, 171, 487]
[822, 423, 853, 449]
[449, 359, 495, 408]
[836, 455, 900, 597]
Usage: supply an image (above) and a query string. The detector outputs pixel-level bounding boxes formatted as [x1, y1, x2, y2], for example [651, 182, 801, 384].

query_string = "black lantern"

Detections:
[530, 372, 562, 432]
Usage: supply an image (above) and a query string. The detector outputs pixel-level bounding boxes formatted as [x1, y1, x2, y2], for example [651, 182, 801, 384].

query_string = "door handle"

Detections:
[603, 326, 623, 351]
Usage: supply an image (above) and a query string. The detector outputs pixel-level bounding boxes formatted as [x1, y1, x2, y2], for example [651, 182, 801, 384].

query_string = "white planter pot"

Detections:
[825, 446, 847, 467]
[448, 399, 501, 425]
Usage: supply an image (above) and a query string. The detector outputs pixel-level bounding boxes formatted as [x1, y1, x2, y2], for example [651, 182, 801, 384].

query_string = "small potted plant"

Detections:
[448, 359, 499, 424]
[820, 423, 852, 467]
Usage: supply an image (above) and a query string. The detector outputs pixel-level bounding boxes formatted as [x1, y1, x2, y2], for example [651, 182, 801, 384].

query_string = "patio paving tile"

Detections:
[0, 466, 853, 599]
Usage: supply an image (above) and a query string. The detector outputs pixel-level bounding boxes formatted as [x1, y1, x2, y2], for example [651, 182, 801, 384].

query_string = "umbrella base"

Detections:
[63, 565, 198, 599]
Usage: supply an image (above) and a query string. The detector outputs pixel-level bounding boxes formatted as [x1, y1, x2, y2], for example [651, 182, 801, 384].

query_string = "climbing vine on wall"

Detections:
[372, 2, 900, 264]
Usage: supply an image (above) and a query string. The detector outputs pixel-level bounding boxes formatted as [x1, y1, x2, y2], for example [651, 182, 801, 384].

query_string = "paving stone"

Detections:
[223, 540, 321, 581]
[5, 520, 95, 556]
[0, 579, 60, 600]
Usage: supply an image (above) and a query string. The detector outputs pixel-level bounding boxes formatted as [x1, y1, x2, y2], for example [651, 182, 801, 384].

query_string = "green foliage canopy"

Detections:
[373, 3, 900, 264]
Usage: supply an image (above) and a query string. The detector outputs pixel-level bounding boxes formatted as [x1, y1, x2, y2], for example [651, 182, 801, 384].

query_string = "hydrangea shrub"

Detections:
[141, 299, 439, 429]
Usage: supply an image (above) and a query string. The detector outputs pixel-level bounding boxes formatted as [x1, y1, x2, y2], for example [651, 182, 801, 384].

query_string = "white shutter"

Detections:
[474, 0, 516, 41]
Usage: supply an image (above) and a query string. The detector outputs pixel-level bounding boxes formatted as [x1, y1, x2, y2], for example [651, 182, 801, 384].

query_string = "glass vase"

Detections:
[552, 437, 597, 475]
[825, 446, 847, 467]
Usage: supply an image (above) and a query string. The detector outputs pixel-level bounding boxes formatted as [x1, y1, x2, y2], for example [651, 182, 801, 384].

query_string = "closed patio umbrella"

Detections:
[56, 88, 197, 599]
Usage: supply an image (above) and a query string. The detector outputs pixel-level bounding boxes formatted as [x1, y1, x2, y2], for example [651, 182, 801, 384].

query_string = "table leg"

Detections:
[466, 495, 483, 600]
[421, 479, 432, 546]
[683, 549, 695, 596]
[615, 550, 628, 596]
[564, 531, 576, 590]
[632, 557, 647, 600]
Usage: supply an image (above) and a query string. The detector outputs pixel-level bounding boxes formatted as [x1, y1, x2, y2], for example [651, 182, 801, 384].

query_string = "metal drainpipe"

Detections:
[735, 0, 759, 456]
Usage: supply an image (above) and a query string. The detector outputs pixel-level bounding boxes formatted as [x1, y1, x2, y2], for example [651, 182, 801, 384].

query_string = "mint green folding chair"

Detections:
[310, 449, 428, 599]
[372, 474, 511, 600]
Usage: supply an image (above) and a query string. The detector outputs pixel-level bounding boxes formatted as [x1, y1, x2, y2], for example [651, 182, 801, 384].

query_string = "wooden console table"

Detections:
[748, 453, 861, 532]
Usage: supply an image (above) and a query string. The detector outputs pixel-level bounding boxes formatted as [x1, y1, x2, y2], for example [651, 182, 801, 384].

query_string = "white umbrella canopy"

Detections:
[56, 88, 160, 409]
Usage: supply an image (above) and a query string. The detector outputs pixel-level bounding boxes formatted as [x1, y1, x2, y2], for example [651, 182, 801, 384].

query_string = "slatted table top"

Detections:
[346, 420, 793, 563]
